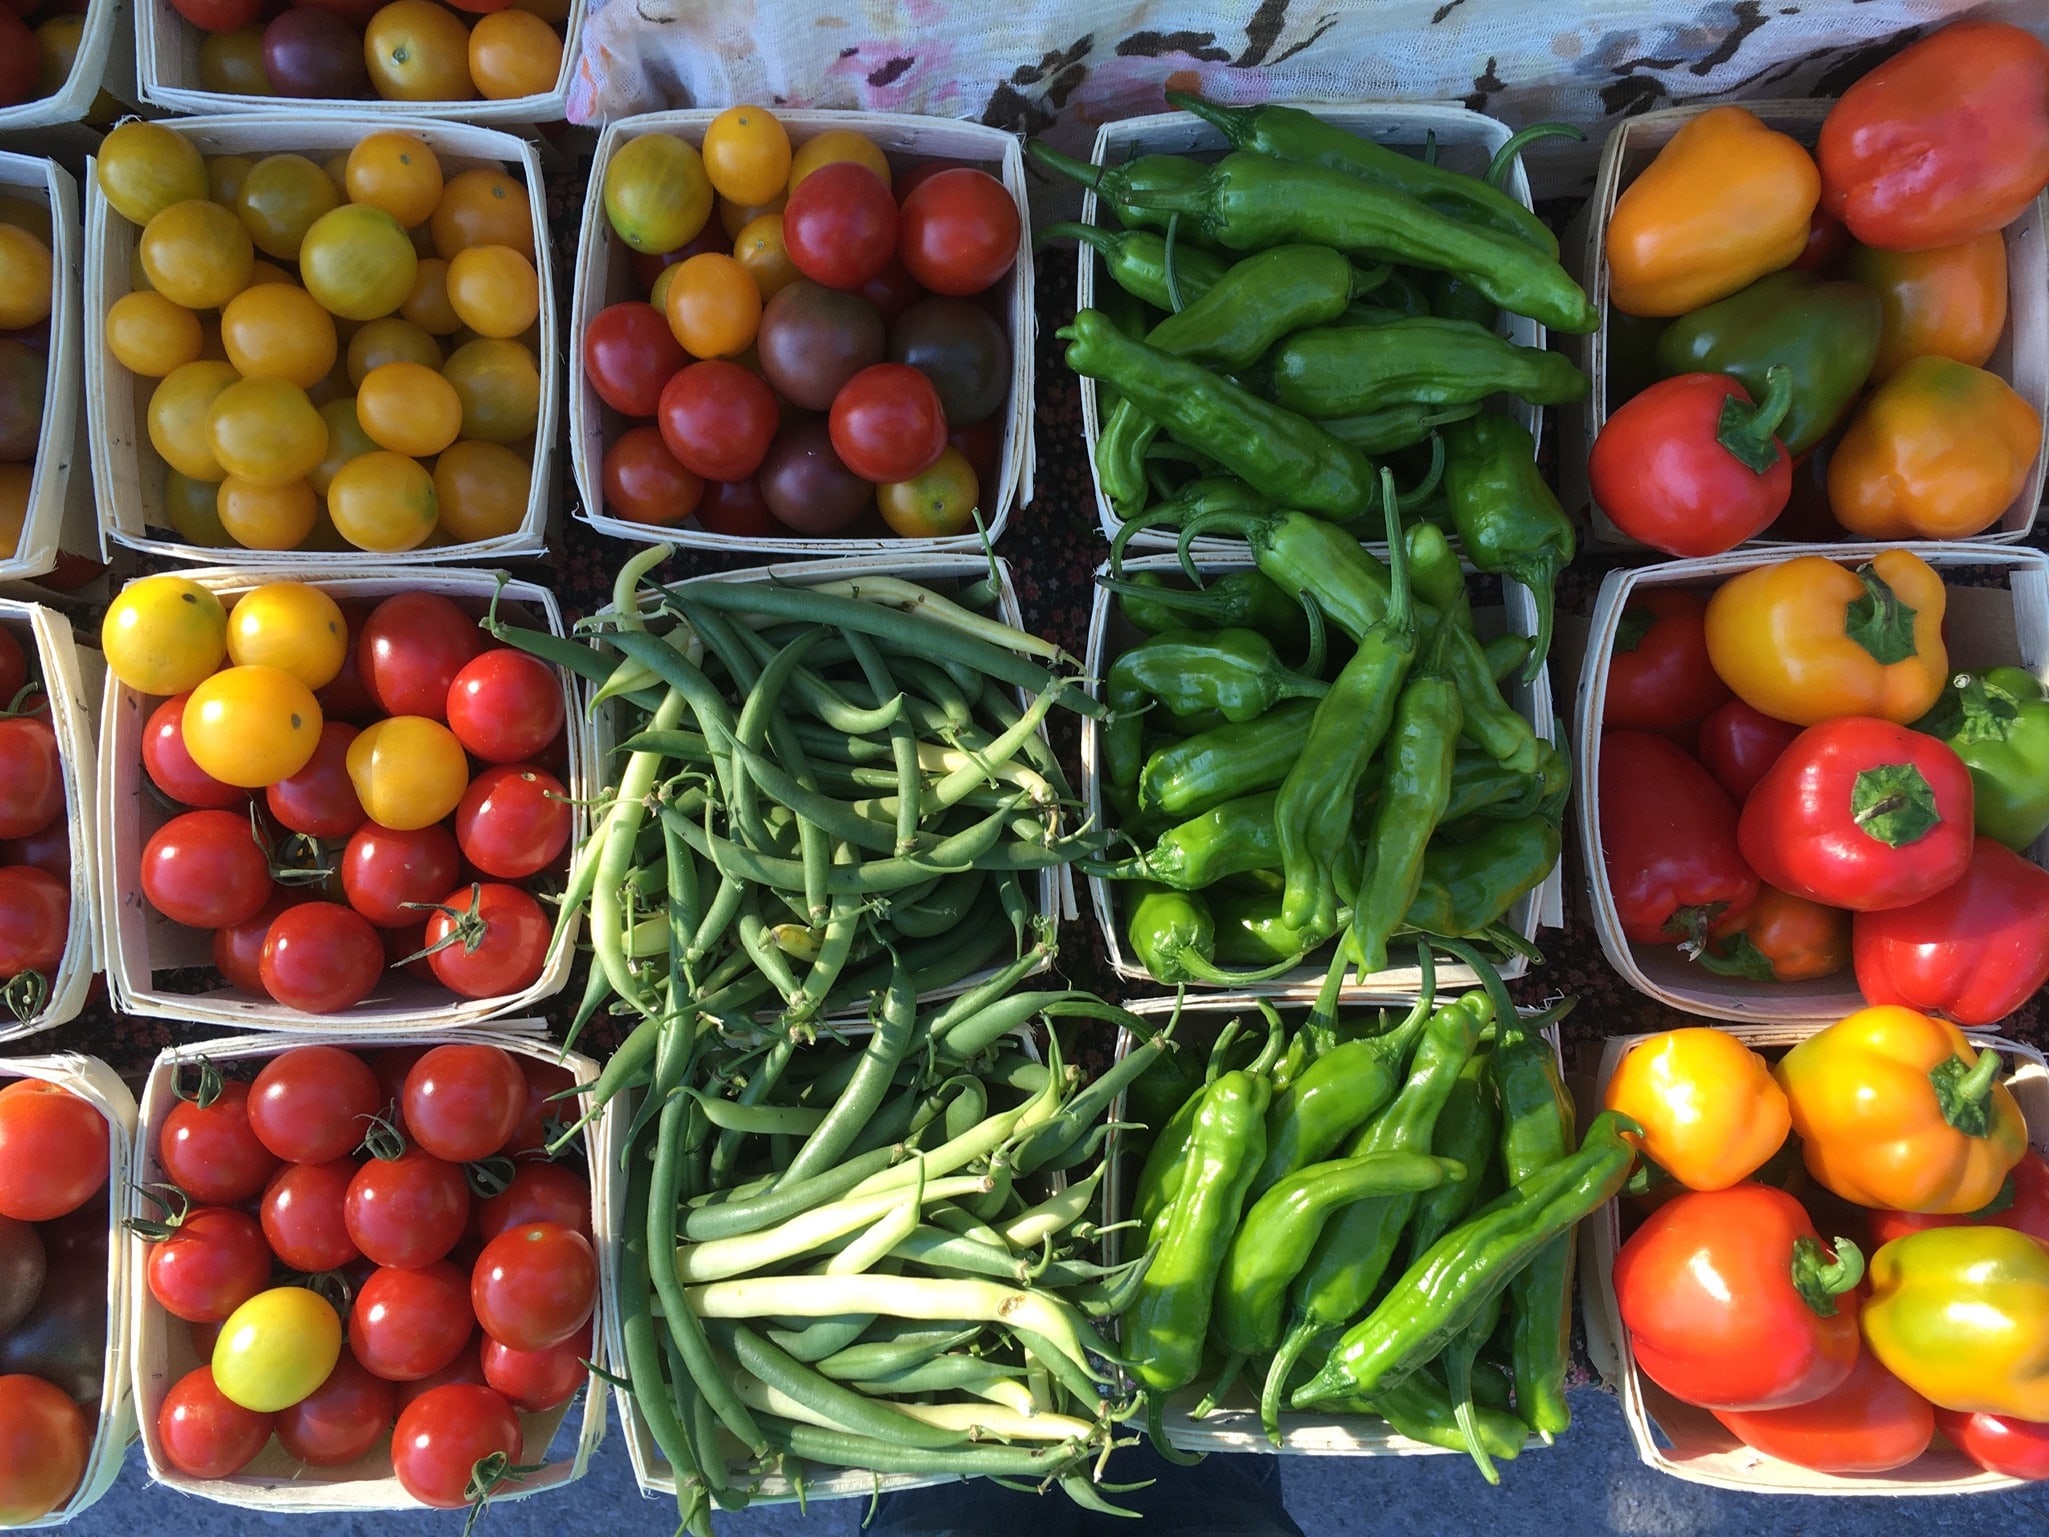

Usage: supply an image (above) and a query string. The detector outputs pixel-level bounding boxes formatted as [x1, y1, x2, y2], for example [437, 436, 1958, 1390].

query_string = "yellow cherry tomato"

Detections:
[106, 291, 203, 379]
[432, 439, 529, 543]
[733, 213, 800, 302]
[445, 244, 538, 339]
[346, 316, 441, 387]
[183, 664, 323, 786]
[217, 477, 317, 551]
[344, 132, 444, 228]
[468, 9, 561, 100]
[346, 715, 469, 828]
[311, 396, 377, 496]
[101, 575, 228, 695]
[442, 338, 539, 443]
[665, 251, 760, 359]
[364, 0, 475, 103]
[703, 105, 792, 207]
[299, 204, 418, 322]
[220, 283, 339, 390]
[326, 450, 437, 552]
[233, 154, 339, 262]
[877, 448, 979, 538]
[0, 226, 52, 332]
[212, 1287, 341, 1414]
[163, 469, 232, 548]
[148, 361, 242, 482]
[196, 26, 270, 96]
[356, 361, 463, 457]
[207, 155, 254, 210]
[400, 258, 462, 336]
[225, 581, 347, 687]
[429, 168, 533, 260]
[718, 191, 786, 240]
[139, 200, 254, 311]
[95, 122, 208, 228]
[788, 129, 890, 193]
[207, 378, 329, 489]
[603, 134, 711, 256]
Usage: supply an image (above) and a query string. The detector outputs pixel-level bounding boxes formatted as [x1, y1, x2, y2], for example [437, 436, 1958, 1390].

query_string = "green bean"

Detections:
[709, 1035, 794, 1192]
[791, 850, 863, 1022]
[928, 682, 1062, 812]
[677, 1174, 994, 1284]
[616, 727, 718, 762]
[1001, 1168, 1105, 1251]
[617, 1132, 703, 1493]
[930, 988, 1091, 1063]
[887, 870, 988, 939]
[604, 632, 740, 799]
[869, 1225, 1031, 1284]
[925, 1202, 1011, 1247]
[976, 684, 1076, 790]
[1012, 1031, 1170, 1174]
[920, 942, 1060, 1042]
[894, 654, 983, 722]
[814, 1325, 983, 1382]
[756, 1419, 1094, 1479]
[711, 1321, 971, 1450]
[588, 692, 688, 1013]
[561, 958, 614, 1057]
[661, 816, 699, 995]
[852, 1355, 1030, 1402]
[799, 576, 1071, 664]
[728, 741, 897, 854]
[683, 1145, 905, 1241]
[778, 956, 917, 1188]
[839, 631, 923, 859]
[664, 802, 1020, 895]
[818, 895, 1015, 1012]
[485, 615, 615, 689]
[766, 1314, 876, 1363]
[735, 894, 805, 1009]
[683, 1088, 824, 1137]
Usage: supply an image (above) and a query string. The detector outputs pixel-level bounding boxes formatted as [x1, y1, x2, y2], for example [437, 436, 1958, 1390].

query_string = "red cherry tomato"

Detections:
[259, 1159, 361, 1273]
[694, 476, 779, 537]
[383, 922, 436, 985]
[248, 1046, 381, 1164]
[391, 1335, 485, 1411]
[501, 1057, 575, 1160]
[259, 904, 384, 1016]
[422, 884, 549, 1002]
[275, 1350, 394, 1467]
[167, 0, 261, 29]
[141, 810, 273, 930]
[852, 256, 922, 325]
[357, 595, 483, 723]
[345, 1150, 469, 1269]
[265, 722, 366, 839]
[482, 1318, 591, 1413]
[897, 167, 1020, 296]
[390, 1384, 522, 1508]
[157, 1366, 272, 1481]
[601, 424, 705, 526]
[445, 650, 563, 765]
[454, 765, 571, 881]
[316, 603, 383, 727]
[402, 1043, 526, 1162]
[829, 363, 948, 484]
[470, 1221, 596, 1351]
[341, 822, 462, 929]
[476, 1160, 591, 1243]
[0, 1080, 108, 1222]
[782, 162, 898, 291]
[158, 1079, 278, 1205]
[144, 695, 246, 810]
[657, 360, 779, 482]
[144, 1206, 270, 1324]
[350, 1262, 475, 1383]
[0, 866, 67, 980]
[213, 890, 306, 997]
[582, 301, 687, 418]
[0, 716, 61, 841]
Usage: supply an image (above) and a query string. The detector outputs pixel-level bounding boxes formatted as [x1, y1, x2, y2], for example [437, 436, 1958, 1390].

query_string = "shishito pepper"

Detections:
[1605, 106, 1820, 318]
[1490, 1004, 1578, 1443]
[1912, 667, 2049, 852]
[1138, 697, 1318, 819]
[1702, 549, 1949, 728]
[1102, 626, 1328, 786]
[1439, 413, 1574, 678]
[1088, 792, 1360, 898]
[1105, 569, 1308, 647]
[1253, 318, 1589, 417]
[1776, 1005, 2028, 1214]
[1864, 1226, 2049, 1420]
[1652, 270, 1881, 455]
[1399, 816, 1562, 941]
[1028, 146, 1215, 238]
[1827, 357, 2041, 541]
[1127, 885, 1306, 987]
[1039, 221, 1229, 313]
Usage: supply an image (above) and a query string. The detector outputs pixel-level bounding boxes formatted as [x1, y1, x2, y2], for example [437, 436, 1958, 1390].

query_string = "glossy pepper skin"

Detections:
[1606, 107, 1820, 318]
[1738, 717, 1975, 913]
[1912, 668, 2049, 852]
[1863, 1225, 2049, 1419]
[1652, 271, 1881, 454]
[1255, 318, 1588, 417]
[1061, 310, 1376, 520]
[1137, 697, 1317, 819]
[1400, 815, 1560, 941]
[1828, 357, 2040, 540]
[1704, 550, 1949, 728]
[1696, 698, 1803, 804]
[1601, 589, 1732, 733]
[1711, 1350, 1935, 1475]
[1599, 731, 1757, 947]
[1103, 626, 1327, 787]
[1106, 569, 1308, 649]
[1250, 1003, 1435, 1199]
[1126, 885, 1307, 988]
[1870, 1147, 2049, 1250]
[1818, 21, 2049, 250]
[1777, 1006, 2027, 1214]
[1439, 414, 1575, 679]
[1614, 1183, 1864, 1413]
[1935, 1407, 2049, 1482]
[1090, 792, 1362, 898]
[1700, 884, 1852, 984]
[1852, 839, 2049, 1028]
[1587, 369, 1792, 557]
[1602, 1027, 1790, 1192]
[1027, 145, 1215, 238]
[1040, 220, 1229, 313]
[1405, 1052, 1499, 1263]
[1847, 233, 2007, 381]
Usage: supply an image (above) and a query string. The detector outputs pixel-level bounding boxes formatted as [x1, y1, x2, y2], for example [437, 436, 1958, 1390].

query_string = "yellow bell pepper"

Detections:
[1607, 106, 1820, 318]
[1702, 548, 1948, 728]
[1602, 1026, 1789, 1191]
[1776, 1006, 2027, 1214]
[1865, 1226, 2049, 1419]
[1827, 357, 2041, 541]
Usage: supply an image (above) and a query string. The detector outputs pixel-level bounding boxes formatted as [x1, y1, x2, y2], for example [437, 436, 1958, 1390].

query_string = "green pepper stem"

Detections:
[1026, 140, 1105, 192]
[1261, 1319, 1323, 1445]
[1036, 220, 1119, 256]
[1163, 90, 1244, 142]
[1715, 364, 1793, 475]
[1789, 1234, 1864, 1318]
[1844, 564, 1922, 667]
[1379, 467, 1412, 639]
[1483, 122, 1585, 188]
[1931, 1049, 2003, 1138]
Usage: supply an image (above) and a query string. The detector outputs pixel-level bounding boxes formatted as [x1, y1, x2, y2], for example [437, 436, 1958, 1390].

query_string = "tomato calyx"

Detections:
[466, 1156, 517, 1200]
[1789, 1232, 1864, 1318]
[125, 1180, 198, 1243]
[171, 1056, 228, 1110]
[460, 1449, 546, 1537]
[295, 1267, 360, 1319]
[359, 1109, 407, 1163]
[2, 967, 48, 1023]
[1929, 1048, 2004, 1138]
[401, 883, 494, 961]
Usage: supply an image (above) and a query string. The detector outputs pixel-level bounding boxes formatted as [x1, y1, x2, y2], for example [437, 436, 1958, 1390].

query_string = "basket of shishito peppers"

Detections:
[550, 550, 1176, 1525]
[1112, 960, 1634, 1479]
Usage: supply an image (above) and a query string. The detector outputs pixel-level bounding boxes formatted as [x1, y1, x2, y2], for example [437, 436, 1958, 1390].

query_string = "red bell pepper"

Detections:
[1852, 838, 2049, 1026]
[1697, 698, 1803, 805]
[1586, 368, 1792, 557]
[1614, 1182, 1864, 1412]
[1935, 1407, 2049, 1481]
[1602, 588, 1732, 733]
[1818, 21, 2049, 251]
[1869, 1147, 2049, 1250]
[1738, 716, 1975, 912]
[1599, 730, 1758, 947]
[1713, 1349, 1935, 1474]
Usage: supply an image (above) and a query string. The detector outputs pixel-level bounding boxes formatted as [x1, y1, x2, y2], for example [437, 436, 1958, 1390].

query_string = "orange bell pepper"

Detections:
[1827, 357, 2039, 539]
[1702, 549, 1948, 728]
[1846, 233, 2008, 381]
[1607, 107, 1820, 318]
[1603, 1026, 1789, 1191]
[1776, 1005, 2027, 1214]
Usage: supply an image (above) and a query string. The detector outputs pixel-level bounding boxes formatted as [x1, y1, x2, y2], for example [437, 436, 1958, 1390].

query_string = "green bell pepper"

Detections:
[1912, 666, 2049, 851]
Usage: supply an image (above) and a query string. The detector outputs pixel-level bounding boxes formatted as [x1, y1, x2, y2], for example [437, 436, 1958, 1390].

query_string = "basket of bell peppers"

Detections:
[1574, 20, 2049, 554]
[1110, 968, 1627, 1480]
[1591, 1017, 2049, 1491]
[1083, 473, 1565, 999]
[1034, 95, 1591, 677]
[1580, 542, 2049, 1025]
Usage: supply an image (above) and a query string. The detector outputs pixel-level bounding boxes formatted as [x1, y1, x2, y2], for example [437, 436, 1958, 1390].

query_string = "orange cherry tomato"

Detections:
[467, 9, 559, 99]
[400, 259, 463, 336]
[445, 245, 539, 339]
[732, 214, 801, 302]
[702, 106, 791, 207]
[217, 476, 317, 550]
[787, 129, 891, 194]
[356, 362, 463, 457]
[345, 133, 444, 228]
[327, 451, 438, 552]
[149, 360, 242, 482]
[220, 283, 338, 390]
[429, 168, 532, 260]
[432, 440, 529, 542]
[207, 378, 329, 489]
[106, 291, 202, 379]
[233, 154, 338, 261]
[442, 338, 539, 443]
[140, 200, 253, 311]
[346, 317, 442, 387]
[664, 252, 760, 360]
[363, 0, 475, 103]
[300, 204, 418, 322]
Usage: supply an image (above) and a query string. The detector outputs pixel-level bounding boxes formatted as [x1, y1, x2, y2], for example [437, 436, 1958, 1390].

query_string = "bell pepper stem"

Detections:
[1484, 122, 1584, 188]
[1715, 364, 1792, 475]
[1930, 1049, 2003, 1138]
[1789, 1234, 1864, 1318]
[1849, 762, 1942, 848]
[1844, 564, 1922, 666]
